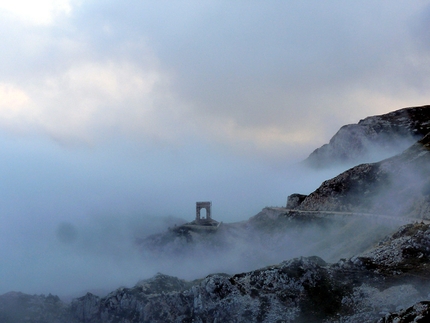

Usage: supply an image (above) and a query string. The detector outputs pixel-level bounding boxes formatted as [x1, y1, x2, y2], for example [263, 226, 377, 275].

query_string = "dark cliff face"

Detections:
[305, 105, 430, 168]
[297, 132, 430, 218]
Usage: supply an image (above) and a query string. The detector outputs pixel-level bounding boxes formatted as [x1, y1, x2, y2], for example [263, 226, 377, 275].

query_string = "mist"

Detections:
[1, 0, 430, 305]
[1, 123, 419, 300]
[0, 130, 366, 299]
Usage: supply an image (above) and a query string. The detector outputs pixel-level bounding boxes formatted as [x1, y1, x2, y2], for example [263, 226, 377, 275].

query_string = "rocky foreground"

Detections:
[2, 222, 430, 322]
[69, 222, 430, 323]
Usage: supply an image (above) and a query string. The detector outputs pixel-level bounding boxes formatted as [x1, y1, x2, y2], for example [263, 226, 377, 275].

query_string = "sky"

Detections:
[1, 0, 430, 296]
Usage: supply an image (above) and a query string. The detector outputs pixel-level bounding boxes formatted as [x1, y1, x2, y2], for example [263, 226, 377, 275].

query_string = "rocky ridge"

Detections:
[305, 105, 430, 168]
[67, 222, 430, 322]
[295, 132, 430, 218]
[3, 222, 430, 322]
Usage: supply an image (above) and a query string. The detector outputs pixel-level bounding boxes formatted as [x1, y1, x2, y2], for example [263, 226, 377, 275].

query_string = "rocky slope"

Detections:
[3, 222, 430, 322]
[377, 301, 430, 322]
[305, 105, 430, 168]
[295, 132, 430, 219]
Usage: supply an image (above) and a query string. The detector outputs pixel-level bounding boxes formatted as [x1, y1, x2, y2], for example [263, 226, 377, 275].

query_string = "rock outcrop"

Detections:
[4, 222, 429, 322]
[377, 301, 430, 322]
[286, 193, 307, 209]
[305, 105, 430, 168]
[69, 223, 430, 322]
[297, 132, 430, 218]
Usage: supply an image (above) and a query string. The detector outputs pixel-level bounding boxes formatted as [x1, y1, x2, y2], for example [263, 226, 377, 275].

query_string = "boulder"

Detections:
[286, 193, 307, 209]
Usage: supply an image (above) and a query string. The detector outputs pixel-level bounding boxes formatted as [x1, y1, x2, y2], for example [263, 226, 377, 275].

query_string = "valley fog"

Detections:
[1, 1, 430, 321]
[0, 133, 381, 299]
[0, 128, 421, 300]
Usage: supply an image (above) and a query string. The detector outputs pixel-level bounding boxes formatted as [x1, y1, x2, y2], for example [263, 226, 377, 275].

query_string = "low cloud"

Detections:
[1, 1, 430, 160]
[0, 0, 430, 303]
[0, 59, 171, 144]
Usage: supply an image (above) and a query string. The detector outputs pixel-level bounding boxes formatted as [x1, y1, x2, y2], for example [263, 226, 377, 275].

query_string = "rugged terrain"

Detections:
[2, 105, 430, 322]
[305, 105, 430, 168]
[2, 222, 430, 322]
[69, 222, 430, 322]
[296, 132, 430, 219]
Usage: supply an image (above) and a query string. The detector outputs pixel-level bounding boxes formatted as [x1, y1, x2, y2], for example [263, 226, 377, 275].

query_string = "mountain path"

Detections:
[268, 207, 430, 225]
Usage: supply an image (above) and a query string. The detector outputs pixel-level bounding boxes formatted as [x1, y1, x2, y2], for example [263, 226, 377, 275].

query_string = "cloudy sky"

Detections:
[1, 0, 430, 296]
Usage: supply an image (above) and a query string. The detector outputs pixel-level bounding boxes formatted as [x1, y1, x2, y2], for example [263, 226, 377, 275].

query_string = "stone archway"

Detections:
[196, 201, 211, 221]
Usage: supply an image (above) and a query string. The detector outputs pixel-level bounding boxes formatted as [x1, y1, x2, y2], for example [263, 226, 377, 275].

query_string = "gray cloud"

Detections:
[63, 1, 430, 152]
[1, 1, 429, 158]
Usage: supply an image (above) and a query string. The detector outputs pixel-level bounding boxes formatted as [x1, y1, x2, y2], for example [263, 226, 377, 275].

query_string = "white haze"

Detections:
[0, 129, 412, 299]
[1, 0, 430, 302]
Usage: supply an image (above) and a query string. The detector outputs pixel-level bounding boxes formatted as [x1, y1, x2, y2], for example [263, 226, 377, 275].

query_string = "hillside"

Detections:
[305, 105, 430, 168]
[296, 132, 430, 219]
[2, 222, 430, 322]
[66, 222, 430, 322]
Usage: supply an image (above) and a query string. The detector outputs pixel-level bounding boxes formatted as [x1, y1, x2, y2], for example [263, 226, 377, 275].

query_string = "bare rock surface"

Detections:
[298, 132, 430, 218]
[7, 223, 421, 323]
[286, 193, 307, 209]
[305, 105, 430, 168]
[377, 301, 430, 323]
